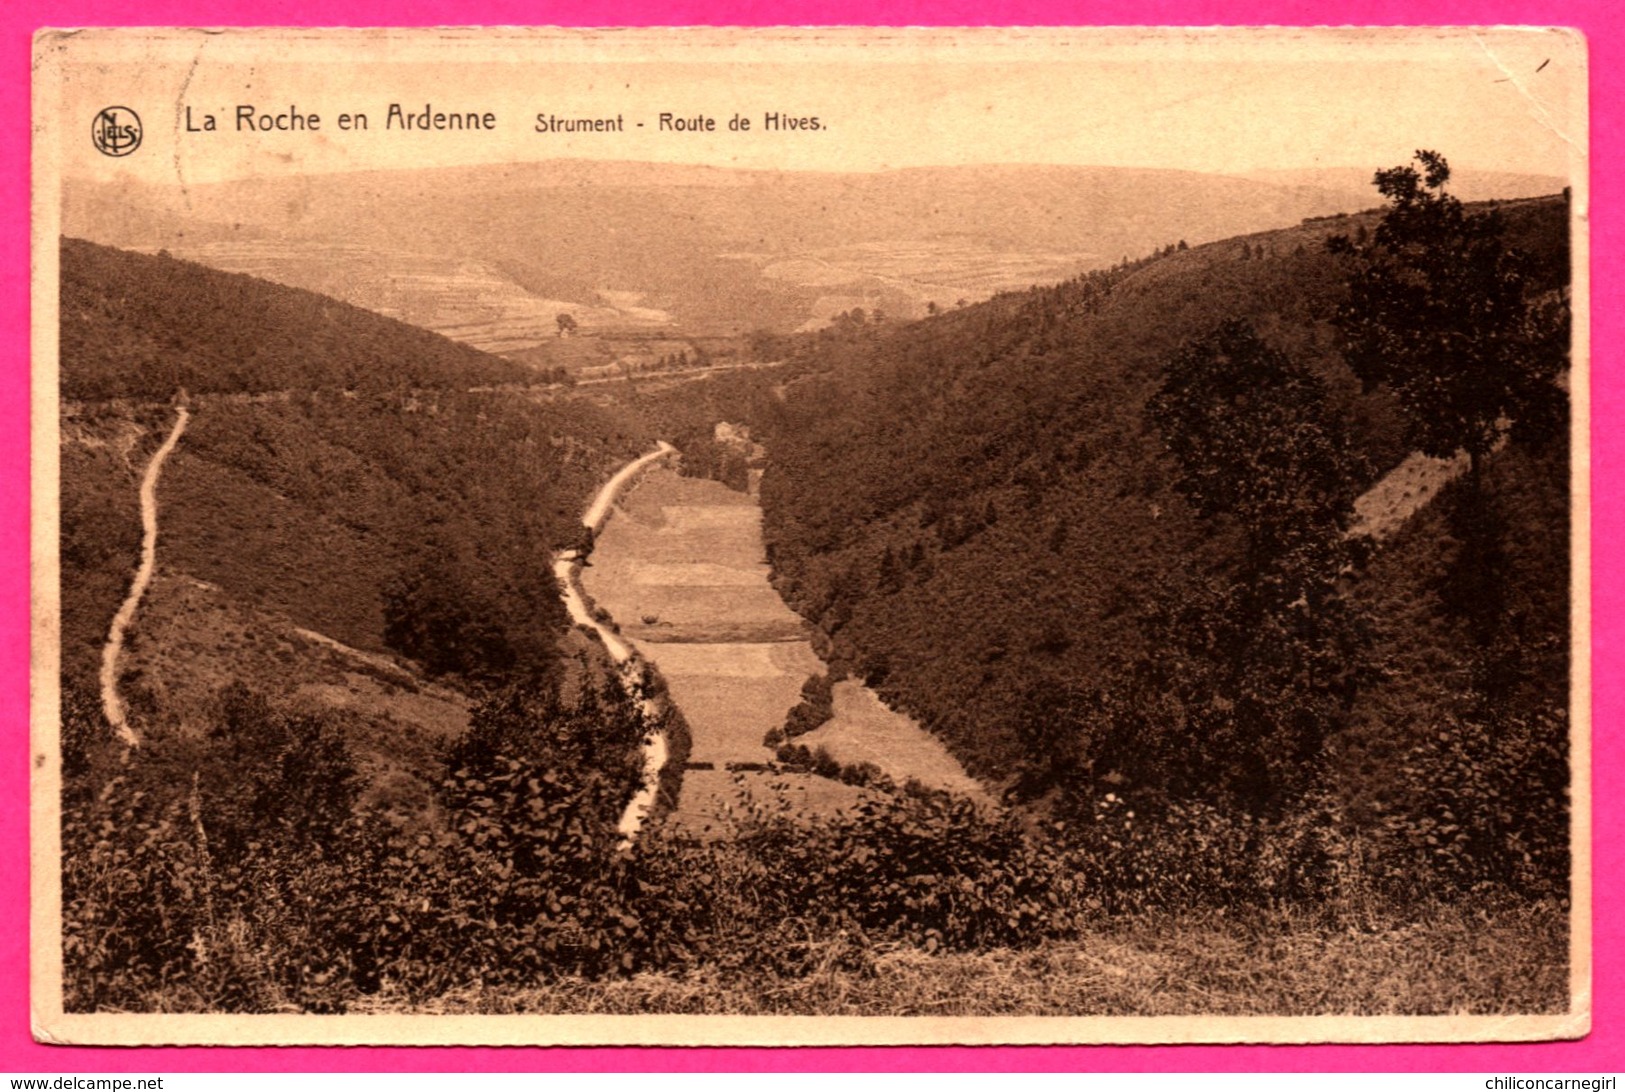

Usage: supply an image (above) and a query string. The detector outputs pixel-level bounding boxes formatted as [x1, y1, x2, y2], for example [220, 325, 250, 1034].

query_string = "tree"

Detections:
[1011, 681, 1089, 794]
[877, 544, 904, 594]
[780, 672, 835, 740]
[1147, 319, 1365, 574]
[383, 546, 527, 680]
[1109, 320, 1372, 811]
[1091, 567, 1369, 813]
[555, 312, 578, 338]
[1330, 150, 1567, 483]
[199, 684, 362, 861]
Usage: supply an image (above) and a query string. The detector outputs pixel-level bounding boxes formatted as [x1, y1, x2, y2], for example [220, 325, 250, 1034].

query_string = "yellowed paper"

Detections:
[32, 26, 1590, 1046]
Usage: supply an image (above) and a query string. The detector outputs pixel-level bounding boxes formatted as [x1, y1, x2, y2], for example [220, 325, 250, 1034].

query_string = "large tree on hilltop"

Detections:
[1330, 150, 1567, 482]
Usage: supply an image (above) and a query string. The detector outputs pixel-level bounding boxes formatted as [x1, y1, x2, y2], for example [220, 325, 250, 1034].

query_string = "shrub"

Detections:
[337, 758, 681, 990]
[61, 687, 365, 1012]
[1366, 705, 1568, 901]
[780, 672, 834, 740]
[775, 743, 896, 793]
[1056, 791, 1346, 915]
[444, 681, 645, 826]
[723, 793, 1085, 951]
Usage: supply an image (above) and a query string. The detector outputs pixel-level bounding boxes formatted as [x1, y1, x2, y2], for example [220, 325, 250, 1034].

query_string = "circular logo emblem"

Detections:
[92, 106, 142, 157]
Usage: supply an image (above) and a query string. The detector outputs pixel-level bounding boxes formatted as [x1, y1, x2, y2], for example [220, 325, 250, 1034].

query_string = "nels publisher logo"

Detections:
[91, 106, 142, 157]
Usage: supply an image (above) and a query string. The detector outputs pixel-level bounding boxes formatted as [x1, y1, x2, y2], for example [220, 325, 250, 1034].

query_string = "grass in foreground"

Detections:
[362, 900, 1568, 1017]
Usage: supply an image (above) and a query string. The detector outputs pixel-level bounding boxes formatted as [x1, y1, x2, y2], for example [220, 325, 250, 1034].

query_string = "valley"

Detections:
[52, 156, 1577, 1020]
[580, 463, 985, 835]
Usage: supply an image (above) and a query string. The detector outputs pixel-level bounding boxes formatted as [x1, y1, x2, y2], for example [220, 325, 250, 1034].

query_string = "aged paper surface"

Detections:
[32, 26, 1590, 1046]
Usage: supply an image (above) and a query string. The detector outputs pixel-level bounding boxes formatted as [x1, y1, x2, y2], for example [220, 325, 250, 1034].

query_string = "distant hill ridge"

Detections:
[65, 159, 1547, 340]
[1238, 165, 1566, 203]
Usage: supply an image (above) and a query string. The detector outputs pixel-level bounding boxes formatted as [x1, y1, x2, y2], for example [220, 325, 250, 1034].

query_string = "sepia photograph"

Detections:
[29, 26, 1589, 1046]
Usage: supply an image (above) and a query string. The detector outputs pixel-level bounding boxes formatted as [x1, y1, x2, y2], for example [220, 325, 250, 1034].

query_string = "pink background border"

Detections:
[5, 0, 1616, 1073]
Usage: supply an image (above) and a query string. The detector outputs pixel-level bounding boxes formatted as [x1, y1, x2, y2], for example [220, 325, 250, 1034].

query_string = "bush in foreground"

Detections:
[62, 681, 1568, 1013]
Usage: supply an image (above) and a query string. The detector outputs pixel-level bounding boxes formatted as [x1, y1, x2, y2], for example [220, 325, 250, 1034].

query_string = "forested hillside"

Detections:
[756, 174, 1570, 889]
[59, 238, 533, 400]
[59, 240, 676, 1006]
[58, 239, 662, 807]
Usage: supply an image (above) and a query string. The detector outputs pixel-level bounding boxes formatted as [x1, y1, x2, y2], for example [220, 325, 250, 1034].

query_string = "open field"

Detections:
[581, 466, 984, 833]
[797, 681, 992, 802]
[666, 768, 869, 840]
[1349, 449, 1473, 541]
[655, 643, 824, 765]
[581, 468, 828, 831]
[762, 239, 1097, 322]
[583, 471, 809, 643]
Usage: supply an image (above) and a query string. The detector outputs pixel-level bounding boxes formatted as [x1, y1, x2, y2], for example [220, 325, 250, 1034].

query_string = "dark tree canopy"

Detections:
[1114, 319, 1372, 811]
[1147, 319, 1365, 572]
[1331, 151, 1568, 473]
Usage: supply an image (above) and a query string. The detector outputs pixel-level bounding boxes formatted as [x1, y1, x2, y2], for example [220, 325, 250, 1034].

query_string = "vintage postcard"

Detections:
[30, 26, 1590, 1046]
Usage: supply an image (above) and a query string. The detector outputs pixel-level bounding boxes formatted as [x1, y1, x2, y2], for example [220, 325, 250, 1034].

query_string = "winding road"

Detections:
[100, 405, 189, 747]
[581, 441, 677, 532]
[552, 441, 676, 843]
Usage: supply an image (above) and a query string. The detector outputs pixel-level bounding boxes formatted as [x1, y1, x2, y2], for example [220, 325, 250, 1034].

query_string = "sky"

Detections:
[42, 26, 1584, 186]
